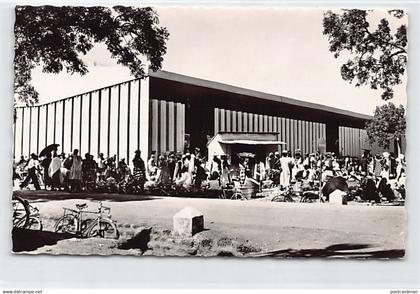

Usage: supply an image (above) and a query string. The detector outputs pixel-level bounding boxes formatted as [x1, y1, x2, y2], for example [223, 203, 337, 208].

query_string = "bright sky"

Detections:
[30, 7, 407, 115]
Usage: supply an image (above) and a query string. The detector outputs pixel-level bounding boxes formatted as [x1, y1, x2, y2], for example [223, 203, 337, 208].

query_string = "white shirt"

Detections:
[27, 159, 39, 169]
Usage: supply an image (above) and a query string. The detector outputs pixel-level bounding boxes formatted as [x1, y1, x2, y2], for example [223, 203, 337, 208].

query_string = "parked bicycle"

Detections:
[54, 202, 119, 239]
[12, 196, 42, 230]
[271, 186, 295, 203]
[12, 196, 29, 228]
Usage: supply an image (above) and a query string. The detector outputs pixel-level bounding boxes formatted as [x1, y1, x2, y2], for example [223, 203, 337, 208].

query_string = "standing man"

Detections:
[279, 150, 291, 190]
[97, 153, 106, 178]
[49, 151, 62, 191]
[147, 151, 157, 179]
[69, 149, 83, 192]
[132, 150, 146, 193]
[20, 153, 41, 190]
[40, 153, 52, 190]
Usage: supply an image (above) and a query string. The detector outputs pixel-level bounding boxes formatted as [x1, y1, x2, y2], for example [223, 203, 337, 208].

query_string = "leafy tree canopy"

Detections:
[323, 9, 407, 100]
[365, 102, 406, 149]
[15, 5, 169, 105]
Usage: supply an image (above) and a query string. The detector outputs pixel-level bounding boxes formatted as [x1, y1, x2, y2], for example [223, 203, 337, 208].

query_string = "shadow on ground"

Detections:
[12, 227, 74, 253]
[13, 190, 161, 203]
[257, 243, 405, 259]
[118, 227, 152, 253]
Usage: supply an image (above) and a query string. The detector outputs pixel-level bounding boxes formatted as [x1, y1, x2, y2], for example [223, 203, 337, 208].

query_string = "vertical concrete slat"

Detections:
[116, 86, 121, 162]
[280, 118, 285, 144]
[305, 121, 309, 156]
[296, 120, 305, 153]
[231, 110, 237, 132]
[338, 126, 342, 156]
[45, 105, 49, 148]
[284, 118, 289, 151]
[289, 119, 294, 153]
[13, 109, 17, 157]
[248, 113, 253, 132]
[314, 123, 319, 151]
[225, 110, 231, 132]
[180, 103, 185, 153]
[175, 103, 183, 152]
[21, 108, 25, 156]
[28, 107, 32, 155]
[70, 97, 74, 151]
[214, 108, 219, 134]
[138, 76, 149, 161]
[308, 122, 313, 153]
[272, 116, 277, 133]
[344, 127, 348, 156]
[168, 102, 175, 152]
[107, 88, 112, 157]
[36, 107, 40, 154]
[95, 91, 101, 157]
[237, 111, 243, 132]
[254, 114, 258, 132]
[137, 81, 141, 151]
[88, 92, 92, 154]
[126, 83, 131, 161]
[220, 109, 225, 132]
[79, 96, 83, 152]
[241, 112, 246, 132]
[151, 99, 159, 154]
[264, 115, 268, 132]
[160, 100, 167, 153]
[301, 121, 305, 155]
[53, 102, 57, 144]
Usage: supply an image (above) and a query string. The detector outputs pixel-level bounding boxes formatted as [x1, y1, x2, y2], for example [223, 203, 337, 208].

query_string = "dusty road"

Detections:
[13, 190, 405, 257]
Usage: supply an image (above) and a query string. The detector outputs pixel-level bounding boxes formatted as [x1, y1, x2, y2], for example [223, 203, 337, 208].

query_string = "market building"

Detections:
[13, 70, 400, 163]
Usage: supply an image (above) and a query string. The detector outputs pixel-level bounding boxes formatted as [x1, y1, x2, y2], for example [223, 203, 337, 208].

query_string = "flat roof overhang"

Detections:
[149, 70, 371, 128]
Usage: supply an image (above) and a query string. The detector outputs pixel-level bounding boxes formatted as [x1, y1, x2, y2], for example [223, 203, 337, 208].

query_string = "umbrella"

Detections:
[39, 144, 60, 158]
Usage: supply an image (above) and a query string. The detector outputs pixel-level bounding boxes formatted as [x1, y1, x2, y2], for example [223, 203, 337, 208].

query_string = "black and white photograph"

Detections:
[12, 6, 408, 258]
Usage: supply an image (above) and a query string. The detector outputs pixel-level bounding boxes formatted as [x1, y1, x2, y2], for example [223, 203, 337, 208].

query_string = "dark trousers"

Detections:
[70, 179, 82, 192]
[51, 171, 61, 190]
[20, 168, 41, 190]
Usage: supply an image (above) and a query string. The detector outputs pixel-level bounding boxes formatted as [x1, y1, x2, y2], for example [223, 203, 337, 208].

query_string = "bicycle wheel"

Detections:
[231, 192, 240, 200]
[12, 196, 30, 228]
[284, 195, 295, 202]
[54, 215, 77, 234]
[301, 193, 318, 203]
[86, 219, 119, 239]
[271, 195, 282, 202]
[26, 217, 43, 231]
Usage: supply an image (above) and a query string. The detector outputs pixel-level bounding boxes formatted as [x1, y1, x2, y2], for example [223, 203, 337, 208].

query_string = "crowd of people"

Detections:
[252, 149, 406, 202]
[13, 146, 406, 202]
[13, 147, 209, 195]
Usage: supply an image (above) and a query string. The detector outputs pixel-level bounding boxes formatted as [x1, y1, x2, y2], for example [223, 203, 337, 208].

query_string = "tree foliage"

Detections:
[15, 5, 169, 105]
[365, 102, 406, 149]
[323, 9, 407, 100]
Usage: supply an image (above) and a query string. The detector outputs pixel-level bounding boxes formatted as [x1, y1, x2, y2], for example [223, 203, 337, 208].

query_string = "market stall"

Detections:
[207, 132, 286, 198]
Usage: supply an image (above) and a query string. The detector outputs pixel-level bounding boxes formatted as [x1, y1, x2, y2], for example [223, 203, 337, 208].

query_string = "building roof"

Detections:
[149, 70, 372, 121]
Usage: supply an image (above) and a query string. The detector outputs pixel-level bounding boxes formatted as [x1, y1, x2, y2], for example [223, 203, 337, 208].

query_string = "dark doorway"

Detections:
[185, 98, 214, 154]
[326, 122, 339, 154]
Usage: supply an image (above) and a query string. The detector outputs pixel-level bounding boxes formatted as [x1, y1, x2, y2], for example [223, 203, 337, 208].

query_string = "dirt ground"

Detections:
[12, 190, 406, 258]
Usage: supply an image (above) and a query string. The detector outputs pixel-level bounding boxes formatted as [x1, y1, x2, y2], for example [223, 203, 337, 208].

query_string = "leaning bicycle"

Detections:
[12, 195, 30, 228]
[12, 196, 43, 230]
[54, 202, 119, 239]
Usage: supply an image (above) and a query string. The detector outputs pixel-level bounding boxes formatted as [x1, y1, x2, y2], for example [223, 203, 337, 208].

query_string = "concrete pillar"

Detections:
[139, 73, 150, 163]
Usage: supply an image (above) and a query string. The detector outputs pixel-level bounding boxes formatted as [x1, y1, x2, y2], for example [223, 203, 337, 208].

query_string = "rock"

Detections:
[173, 206, 204, 237]
[329, 189, 347, 205]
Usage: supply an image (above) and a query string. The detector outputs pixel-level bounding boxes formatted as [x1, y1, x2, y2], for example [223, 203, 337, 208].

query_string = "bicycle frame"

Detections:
[59, 202, 114, 237]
